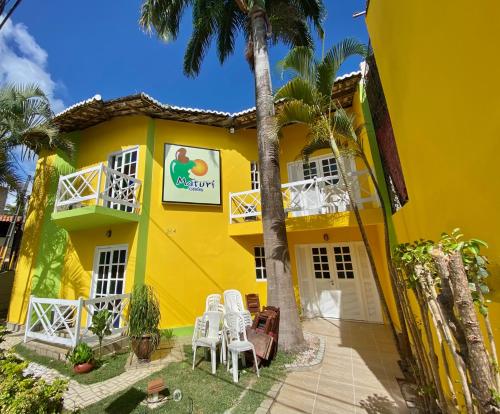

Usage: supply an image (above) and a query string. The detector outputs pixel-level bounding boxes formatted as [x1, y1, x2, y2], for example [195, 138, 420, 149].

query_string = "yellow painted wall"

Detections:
[8, 155, 57, 324]
[366, 0, 500, 406]
[9, 96, 395, 332]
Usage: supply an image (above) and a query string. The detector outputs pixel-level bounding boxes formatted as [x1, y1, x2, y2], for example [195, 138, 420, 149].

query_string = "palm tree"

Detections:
[140, 0, 325, 350]
[275, 40, 404, 351]
[0, 83, 73, 192]
[0, 84, 72, 157]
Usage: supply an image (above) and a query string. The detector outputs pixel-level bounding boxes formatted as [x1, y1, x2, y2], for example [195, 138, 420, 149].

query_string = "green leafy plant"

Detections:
[160, 328, 175, 342]
[127, 284, 161, 348]
[0, 352, 67, 413]
[89, 310, 112, 358]
[66, 342, 94, 366]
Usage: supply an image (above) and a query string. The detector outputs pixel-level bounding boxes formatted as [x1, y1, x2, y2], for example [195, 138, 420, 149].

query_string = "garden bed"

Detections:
[80, 345, 294, 413]
[14, 343, 129, 385]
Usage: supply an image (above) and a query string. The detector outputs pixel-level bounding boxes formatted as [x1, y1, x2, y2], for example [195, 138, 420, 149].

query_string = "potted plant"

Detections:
[89, 309, 112, 358]
[67, 342, 94, 373]
[127, 284, 161, 361]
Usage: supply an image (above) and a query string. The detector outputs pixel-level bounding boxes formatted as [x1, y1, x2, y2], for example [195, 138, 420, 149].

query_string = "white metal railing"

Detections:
[229, 170, 378, 223]
[24, 293, 130, 348]
[54, 163, 142, 213]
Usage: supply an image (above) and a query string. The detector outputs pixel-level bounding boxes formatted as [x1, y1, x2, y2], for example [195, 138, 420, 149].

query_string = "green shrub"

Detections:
[66, 342, 94, 366]
[127, 285, 161, 348]
[0, 352, 67, 413]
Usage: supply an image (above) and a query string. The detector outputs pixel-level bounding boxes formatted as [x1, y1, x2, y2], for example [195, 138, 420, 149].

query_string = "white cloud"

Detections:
[0, 17, 65, 113]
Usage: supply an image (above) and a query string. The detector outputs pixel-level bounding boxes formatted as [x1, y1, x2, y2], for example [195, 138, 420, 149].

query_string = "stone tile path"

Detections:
[270, 319, 409, 414]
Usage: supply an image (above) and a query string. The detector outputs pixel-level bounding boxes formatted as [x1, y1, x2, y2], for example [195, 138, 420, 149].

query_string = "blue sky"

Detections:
[9, 0, 368, 113]
[0, 0, 367, 185]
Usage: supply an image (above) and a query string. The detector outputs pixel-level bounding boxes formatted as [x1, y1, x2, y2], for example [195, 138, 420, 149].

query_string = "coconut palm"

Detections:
[0, 84, 72, 158]
[275, 40, 406, 351]
[0, 83, 73, 193]
[140, 0, 325, 350]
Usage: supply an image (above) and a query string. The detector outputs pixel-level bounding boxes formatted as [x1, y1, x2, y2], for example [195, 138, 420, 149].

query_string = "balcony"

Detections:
[51, 163, 142, 231]
[229, 170, 380, 234]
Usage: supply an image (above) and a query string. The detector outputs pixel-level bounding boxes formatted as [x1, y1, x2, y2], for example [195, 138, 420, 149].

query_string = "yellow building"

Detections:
[364, 0, 500, 406]
[7, 73, 402, 342]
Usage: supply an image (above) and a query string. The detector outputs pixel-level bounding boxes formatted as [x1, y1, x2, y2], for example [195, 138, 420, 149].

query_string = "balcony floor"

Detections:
[229, 208, 384, 237]
[51, 205, 140, 231]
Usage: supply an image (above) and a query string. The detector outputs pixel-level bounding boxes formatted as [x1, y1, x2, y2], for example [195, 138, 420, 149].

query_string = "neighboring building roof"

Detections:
[53, 71, 361, 133]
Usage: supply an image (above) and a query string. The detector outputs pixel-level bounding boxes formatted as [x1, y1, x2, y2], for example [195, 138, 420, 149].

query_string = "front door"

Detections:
[297, 242, 382, 322]
[90, 245, 128, 327]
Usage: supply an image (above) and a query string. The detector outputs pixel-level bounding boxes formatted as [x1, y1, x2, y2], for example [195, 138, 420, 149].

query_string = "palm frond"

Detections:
[277, 46, 315, 82]
[276, 100, 317, 128]
[274, 77, 317, 106]
[316, 38, 367, 98]
[216, 1, 245, 64]
[301, 130, 330, 161]
[0, 145, 22, 190]
[140, 0, 192, 41]
[268, 4, 312, 49]
[290, 0, 325, 38]
[183, 0, 221, 76]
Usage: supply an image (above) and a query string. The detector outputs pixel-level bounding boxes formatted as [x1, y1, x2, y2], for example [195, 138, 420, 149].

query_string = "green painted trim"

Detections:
[51, 205, 139, 231]
[359, 85, 398, 247]
[134, 119, 155, 286]
[31, 133, 80, 299]
[169, 325, 194, 338]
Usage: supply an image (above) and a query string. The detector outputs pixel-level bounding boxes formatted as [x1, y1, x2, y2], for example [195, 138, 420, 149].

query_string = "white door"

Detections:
[297, 243, 382, 322]
[310, 246, 341, 317]
[90, 245, 128, 327]
[107, 148, 138, 212]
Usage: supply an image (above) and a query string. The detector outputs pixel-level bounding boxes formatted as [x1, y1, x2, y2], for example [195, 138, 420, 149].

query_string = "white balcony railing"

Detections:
[24, 293, 130, 347]
[54, 163, 142, 213]
[229, 170, 378, 223]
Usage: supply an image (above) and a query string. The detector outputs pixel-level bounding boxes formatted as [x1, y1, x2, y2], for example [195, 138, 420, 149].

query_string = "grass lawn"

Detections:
[79, 345, 294, 413]
[13, 343, 129, 385]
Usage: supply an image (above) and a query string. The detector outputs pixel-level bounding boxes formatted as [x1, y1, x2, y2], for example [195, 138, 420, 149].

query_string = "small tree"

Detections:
[89, 310, 112, 359]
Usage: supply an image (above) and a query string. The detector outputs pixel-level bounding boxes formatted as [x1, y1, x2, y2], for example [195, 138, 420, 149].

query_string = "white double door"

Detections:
[296, 242, 382, 322]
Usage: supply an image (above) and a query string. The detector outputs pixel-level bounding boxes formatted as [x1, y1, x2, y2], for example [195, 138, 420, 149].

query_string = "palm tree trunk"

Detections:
[250, 7, 304, 351]
[330, 141, 399, 350]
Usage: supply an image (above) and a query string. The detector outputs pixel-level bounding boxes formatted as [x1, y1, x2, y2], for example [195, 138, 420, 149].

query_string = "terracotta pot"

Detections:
[131, 335, 156, 361]
[73, 362, 94, 374]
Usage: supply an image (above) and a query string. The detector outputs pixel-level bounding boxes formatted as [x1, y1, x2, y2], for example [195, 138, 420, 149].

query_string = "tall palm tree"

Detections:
[0, 84, 73, 192]
[140, 0, 325, 350]
[275, 40, 404, 351]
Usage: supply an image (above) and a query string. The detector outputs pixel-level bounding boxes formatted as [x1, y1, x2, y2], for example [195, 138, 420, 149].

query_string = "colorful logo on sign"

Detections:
[170, 148, 214, 192]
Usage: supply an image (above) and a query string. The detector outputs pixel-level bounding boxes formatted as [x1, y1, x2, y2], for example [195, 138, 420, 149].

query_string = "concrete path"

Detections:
[270, 319, 409, 414]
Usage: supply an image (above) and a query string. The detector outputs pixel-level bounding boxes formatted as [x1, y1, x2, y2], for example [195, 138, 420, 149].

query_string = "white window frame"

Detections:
[254, 246, 267, 282]
[287, 153, 355, 182]
[90, 244, 129, 301]
[250, 161, 260, 190]
[107, 146, 140, 211]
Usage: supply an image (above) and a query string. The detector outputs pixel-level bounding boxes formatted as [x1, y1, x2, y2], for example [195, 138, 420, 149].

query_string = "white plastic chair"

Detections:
[225, 312, 260, 383]
[223, 289, 252, 327]
[192, 311, 223, 374]
[205, 294, 222, 312]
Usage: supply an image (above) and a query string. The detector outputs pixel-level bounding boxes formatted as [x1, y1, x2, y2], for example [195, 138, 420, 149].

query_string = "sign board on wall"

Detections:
[162, 144, 221, 205]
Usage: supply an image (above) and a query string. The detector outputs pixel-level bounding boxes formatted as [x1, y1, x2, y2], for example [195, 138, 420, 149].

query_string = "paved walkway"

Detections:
[270, 319, 409, 414]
